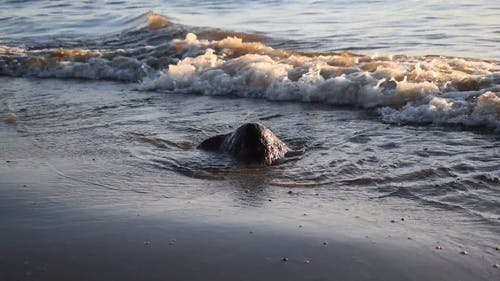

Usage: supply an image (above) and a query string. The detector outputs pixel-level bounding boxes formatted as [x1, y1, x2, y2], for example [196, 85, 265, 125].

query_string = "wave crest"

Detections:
[139, 33, 499, 129]
[1, 15, 499, 130]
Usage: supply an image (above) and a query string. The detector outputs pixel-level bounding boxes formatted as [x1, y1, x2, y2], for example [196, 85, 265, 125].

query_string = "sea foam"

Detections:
[140, 33, 499, 129]
[1, 20, 499, 130]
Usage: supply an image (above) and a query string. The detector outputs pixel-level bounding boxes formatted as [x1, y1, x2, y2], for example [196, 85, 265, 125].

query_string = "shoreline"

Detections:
[1, 162, 498, 281]
[0, 76, 498, 281]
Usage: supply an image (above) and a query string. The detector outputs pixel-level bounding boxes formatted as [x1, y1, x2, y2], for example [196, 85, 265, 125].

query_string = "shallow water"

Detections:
[0, 1, 499, 275]
[1, 76, 499, 232]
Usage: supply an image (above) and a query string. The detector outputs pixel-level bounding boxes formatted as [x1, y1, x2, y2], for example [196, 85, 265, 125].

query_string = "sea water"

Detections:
[0, 0, 499, 271]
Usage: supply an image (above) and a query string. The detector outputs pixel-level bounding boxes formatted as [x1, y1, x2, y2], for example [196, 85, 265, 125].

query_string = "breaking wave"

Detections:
[0, 13, 498, 130]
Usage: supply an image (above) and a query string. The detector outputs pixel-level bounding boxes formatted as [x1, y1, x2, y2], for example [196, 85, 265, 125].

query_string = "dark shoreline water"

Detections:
[1, 76, 499, 230]
[1, 76, 499, 219]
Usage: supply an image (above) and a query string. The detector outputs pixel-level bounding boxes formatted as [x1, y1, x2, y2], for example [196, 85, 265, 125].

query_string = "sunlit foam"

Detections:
[147, 13, 168, 29]
[0, 26, 498, 130]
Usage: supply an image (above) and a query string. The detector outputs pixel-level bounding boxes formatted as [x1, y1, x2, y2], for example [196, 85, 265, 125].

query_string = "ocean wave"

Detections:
[139, 32, 499, 129]
[0, 13, 499, 130]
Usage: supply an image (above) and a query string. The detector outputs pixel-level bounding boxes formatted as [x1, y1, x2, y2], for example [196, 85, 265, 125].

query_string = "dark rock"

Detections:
[198, 123, 289, 165]
[198, 134, 227, 151]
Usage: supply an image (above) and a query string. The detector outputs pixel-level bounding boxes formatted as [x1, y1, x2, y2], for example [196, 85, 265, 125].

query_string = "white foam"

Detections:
[138, 33, 499, 128]
[379, 91, 500, 128]
[1, 31, 499, 129]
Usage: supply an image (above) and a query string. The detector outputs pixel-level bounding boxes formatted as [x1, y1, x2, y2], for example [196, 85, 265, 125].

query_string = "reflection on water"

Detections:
[0, 0, 498, 59]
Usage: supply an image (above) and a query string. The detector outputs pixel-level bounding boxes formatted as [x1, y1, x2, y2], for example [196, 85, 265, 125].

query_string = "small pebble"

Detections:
[249, 231, 253, 234]
[493, 264, 499, 268]
[244, 189, 250, 193]
[303, 213, 308, 216]
[435, 245, 443, 250]
[390, 220, 396, 223]
[495, 246, 499, 251]
[282, 257, 288, 262]
[92, 158, 95, 161]
[268, 199, 272, 202]
[407, 237, 412, 240]
[287, 190, 293, 195]
[304, 259, 311, 264]
[401, 218, 405, 221]
[460, 250, 468, 255]
[298, 225, 303, 228]
[322, 242, 328, 245]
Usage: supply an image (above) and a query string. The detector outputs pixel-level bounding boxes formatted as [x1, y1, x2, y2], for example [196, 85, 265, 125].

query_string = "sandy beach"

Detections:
[1, 153, 498, 281]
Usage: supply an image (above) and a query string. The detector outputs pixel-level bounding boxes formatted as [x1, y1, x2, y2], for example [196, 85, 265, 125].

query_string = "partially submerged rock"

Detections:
[198, 123, 289, 165]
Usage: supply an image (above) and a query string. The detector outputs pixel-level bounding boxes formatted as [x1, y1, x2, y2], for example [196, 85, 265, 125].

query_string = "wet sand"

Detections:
[1, 162, 498, 281]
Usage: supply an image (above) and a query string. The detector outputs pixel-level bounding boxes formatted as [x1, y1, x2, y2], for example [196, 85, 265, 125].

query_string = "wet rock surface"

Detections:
[198, 123, 289, 165]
